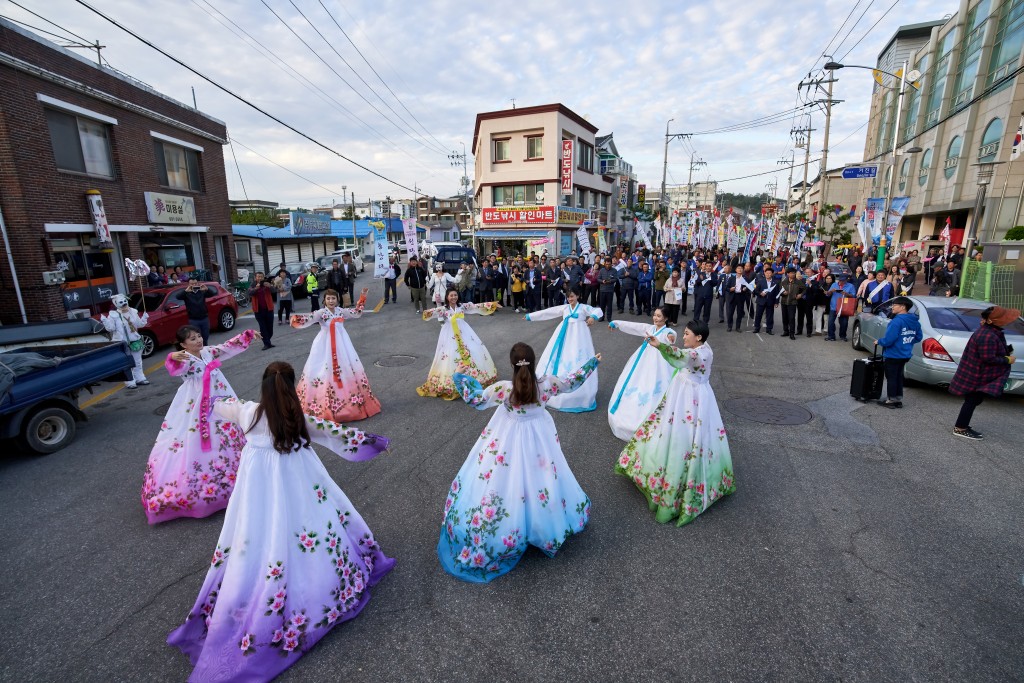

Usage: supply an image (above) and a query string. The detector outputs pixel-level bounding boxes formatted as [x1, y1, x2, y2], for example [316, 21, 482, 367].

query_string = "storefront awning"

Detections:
[476, 229, 550, 239]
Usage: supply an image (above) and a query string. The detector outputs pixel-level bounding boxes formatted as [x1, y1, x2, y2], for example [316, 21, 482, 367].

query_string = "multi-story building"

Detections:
[0, 18, 234, 323]
[855, 6, 1024, 249]
[416, 195, 471, 243]
[473, 104, 618, 255]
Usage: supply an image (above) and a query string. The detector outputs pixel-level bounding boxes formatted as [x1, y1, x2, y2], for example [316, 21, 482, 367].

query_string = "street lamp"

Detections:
[826, 59, 923, 271]
[965, 161, 1005, 266]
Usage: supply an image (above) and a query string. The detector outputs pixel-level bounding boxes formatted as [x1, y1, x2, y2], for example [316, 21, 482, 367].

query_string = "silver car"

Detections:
[851, 295, 1024, 395]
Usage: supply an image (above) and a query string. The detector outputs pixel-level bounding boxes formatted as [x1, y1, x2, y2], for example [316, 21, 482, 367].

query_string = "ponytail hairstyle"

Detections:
[251, 361, 312, 453]
[509, 342, 538, 407]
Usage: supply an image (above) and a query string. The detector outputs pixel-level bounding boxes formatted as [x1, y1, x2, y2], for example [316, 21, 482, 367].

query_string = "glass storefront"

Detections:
[50, 235, 115, 313]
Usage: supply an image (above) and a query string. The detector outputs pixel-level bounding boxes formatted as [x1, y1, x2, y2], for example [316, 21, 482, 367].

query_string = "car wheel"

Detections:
[140, 331, 158, 359]
[851, 322, 864, 351]
[219, 308, 236, 331]
[20, 406, 76, 455]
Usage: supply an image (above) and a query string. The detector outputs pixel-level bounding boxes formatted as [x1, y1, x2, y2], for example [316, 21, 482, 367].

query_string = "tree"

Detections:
[340, 205, 355, 220]
[230, 208, 282, 227]
[818, 204, 854, 250]
[632, 203, 654, 221]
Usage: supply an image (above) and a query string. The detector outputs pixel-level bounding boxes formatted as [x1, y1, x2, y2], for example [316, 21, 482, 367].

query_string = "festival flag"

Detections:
[940, 217, 952, 259]
[1013, 115, 1024, 161]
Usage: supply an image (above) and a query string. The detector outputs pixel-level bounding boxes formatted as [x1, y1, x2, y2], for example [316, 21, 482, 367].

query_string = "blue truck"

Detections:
[0, 319, 134, 454]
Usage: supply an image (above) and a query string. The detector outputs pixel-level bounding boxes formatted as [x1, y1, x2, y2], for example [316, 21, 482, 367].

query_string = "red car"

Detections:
[99, 282, 239, 358]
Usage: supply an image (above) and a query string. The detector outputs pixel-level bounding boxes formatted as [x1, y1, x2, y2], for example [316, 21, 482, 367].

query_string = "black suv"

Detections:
[431, 245, 478, 276]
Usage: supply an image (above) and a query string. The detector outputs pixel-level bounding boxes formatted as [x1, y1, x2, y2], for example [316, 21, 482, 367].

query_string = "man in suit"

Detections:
[524, 258, 542, 312]
[691, 261, 717, 324]
[752, 266, 779, 334]
[717, 264, 732, 323]
[779, 267, 806, 339]
[725, 266, 752, 332]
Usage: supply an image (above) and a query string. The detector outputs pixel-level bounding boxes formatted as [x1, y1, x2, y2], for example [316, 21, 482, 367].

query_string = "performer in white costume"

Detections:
[100, 293, 149, 388]
[606, 307, 677, 440]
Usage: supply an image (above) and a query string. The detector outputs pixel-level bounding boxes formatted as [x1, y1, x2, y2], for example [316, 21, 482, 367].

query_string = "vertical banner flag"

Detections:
[856, 211, 869, 248]
[940, 217, 952, 258]
[561, 140, 574, 195]
[618, 175, 629, 208]
[85, 190, 114, 250]
[640, 220, 654, 250]
[1013, 115, 1024, 161]
[596, 229, 607, 254]
[885, 197, 910, 243]
[637, 184, 646, 207]
[576, 223, 593, 254]
[370, 220, 389, 277]
[401, 218, 419, 258]
[865, 197, 886, 242]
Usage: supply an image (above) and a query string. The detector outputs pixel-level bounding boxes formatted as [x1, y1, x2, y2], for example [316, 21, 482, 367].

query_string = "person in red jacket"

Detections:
[251, 271, 276, 349]
[949, 305, 1019, 440]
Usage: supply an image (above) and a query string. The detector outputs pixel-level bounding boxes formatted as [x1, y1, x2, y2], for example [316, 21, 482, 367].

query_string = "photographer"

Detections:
[174, 273, 217, 344]
[250, 271, 276, 350]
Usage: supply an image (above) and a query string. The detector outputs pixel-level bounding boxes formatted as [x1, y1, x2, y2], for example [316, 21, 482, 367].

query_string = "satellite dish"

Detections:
[536, 191, 545, 202]
[907, 69, 922, 82]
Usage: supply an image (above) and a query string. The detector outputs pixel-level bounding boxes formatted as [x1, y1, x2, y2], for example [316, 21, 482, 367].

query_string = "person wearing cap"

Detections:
[779, 266, 805, 339]
[173, 273, 217, 344]
[949, 306, 1020, 440]
[825, 272, 857, 342]
[874, 297, 922, 408]
[404, 256, 428, 313]
[305, 263, 321, 312]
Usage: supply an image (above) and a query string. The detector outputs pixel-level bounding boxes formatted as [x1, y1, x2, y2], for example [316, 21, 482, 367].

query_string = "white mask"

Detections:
[111, 294, 129, 309]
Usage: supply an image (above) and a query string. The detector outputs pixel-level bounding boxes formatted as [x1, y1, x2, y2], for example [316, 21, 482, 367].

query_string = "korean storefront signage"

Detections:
[637, 184, 646, 206]
[482, 206, 556, 224]
[144, 191, 197, 225]
[557, 206, 590, 224]
[85, 189, 113, 249]
[561, 139, 574, 195]
[289, 211, 332, 236]
[618, 175, 629, 208]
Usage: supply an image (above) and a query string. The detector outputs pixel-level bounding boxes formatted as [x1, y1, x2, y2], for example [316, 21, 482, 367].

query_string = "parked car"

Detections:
[316, 251, 365, 275]
[281, 262, 310, 299]
[826, 261, 852, 277]
[851, 295, 1024, 394]
[429, 243, 478, 276]
[118, 282, 239, 358]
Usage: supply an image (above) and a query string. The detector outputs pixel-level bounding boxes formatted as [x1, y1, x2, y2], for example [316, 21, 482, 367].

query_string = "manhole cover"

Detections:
[374, 355, 417, 368]
[722, 397, 813, 425]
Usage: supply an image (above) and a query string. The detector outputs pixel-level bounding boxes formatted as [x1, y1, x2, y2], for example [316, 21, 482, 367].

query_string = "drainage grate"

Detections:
[722, 397, 813, 425]
[374, 355, 417, 368]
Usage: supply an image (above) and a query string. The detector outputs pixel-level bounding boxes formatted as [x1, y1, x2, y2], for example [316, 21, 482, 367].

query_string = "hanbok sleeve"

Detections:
[341, 290, 369, 319]
[165, 352, 199, 377]
[305, 414, 390, 461]
[608, 320, 649, 337]
[463, 302, 499, 316]
[539, 356, 599, 400]
[208, 329, 258, 361]
[290, 311, 324, 329]
[582, 304, 602, 320]
[422, 306, 443, 321]
[211, 396, 251, 425]
[453, 374, 512, 410]
[657, 344, 705, 373]
[524, 305, 565, 322]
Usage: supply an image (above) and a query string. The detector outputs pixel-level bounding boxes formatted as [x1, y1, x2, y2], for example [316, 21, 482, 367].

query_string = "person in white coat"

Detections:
[101, 294, 149, 388]
[427, 264, 457, 307]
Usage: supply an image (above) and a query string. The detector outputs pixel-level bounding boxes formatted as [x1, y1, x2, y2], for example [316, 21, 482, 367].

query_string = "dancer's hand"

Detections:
[646, 335, 661, 348]
[585, 316, 595, 327]
[253, 331, 263, 340]
[595, 353, 602, 361]
[170, 351, 188, 362]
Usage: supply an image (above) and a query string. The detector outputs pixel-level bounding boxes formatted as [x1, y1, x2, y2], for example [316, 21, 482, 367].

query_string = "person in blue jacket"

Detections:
[825, 272, 857, 341]
[875, 297, 923, 408]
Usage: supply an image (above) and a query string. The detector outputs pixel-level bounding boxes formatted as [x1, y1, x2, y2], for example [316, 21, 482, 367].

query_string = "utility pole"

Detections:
[449, 143, 472, 246]
[687, 152, 707, 211]
[791, 121, 814, 217]
[778, 152, 795, 216]
[660, 120, 692, 219]
[819, 76, 835, 222]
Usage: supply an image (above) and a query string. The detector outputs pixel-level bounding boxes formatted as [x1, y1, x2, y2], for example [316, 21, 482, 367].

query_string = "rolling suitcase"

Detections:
[850, 344, 884, 401]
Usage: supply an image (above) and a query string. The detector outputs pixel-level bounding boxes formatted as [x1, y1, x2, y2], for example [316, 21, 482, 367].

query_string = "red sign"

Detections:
[482, 205, 556, 224]
[561, 139, 574, 195]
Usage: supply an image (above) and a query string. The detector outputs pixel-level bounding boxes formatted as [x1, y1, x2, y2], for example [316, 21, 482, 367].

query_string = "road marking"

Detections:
[372, 298, 384, 313]
[756, 333, 765, 343]
[79, 358, 168, 410]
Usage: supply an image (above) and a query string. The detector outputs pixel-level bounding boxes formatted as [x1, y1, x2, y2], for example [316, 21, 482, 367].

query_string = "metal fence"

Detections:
[961, 260, 1024, 311]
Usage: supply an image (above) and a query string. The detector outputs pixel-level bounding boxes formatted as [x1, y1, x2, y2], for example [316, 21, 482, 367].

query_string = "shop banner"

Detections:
[145, 191, 197, 225]
[85, 190, 113, 249]
[885, 196, 910, 243]
[637, 184, 646, 206]
[576, 224, 592, 254]
[561, 140, 574, 195]
[557, 206, 590, 224]
[370, 221, 389, 277]
[401, 219, 420, 258]
[482, 206, 555, 224]
[618, 175, 629, 208]
[529, 237, 555, 248]
[288, 211, 331, 236]
[596, 229, 607, 254]
[865, 197, 886, 242]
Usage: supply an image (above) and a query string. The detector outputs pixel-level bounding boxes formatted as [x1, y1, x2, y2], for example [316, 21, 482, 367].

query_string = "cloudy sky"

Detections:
[6, 0, 956, 207]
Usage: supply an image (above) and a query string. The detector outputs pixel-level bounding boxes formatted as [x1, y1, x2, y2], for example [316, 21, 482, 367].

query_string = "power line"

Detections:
[230, 137, 352, 198]
[0, 13, 81, 43]
[314, 0, 448, 154]
[716, 158, 821, 184]
[190, 0, 438, 175]
[804, 0, 863, 75]
[832, 121, 870, 149]
[688, 104, 814, 136]
[839, 0, 902, 62]
[831, 0, 878, 59]
[72, 0, 428, 195]
[5, 0, 93, 44]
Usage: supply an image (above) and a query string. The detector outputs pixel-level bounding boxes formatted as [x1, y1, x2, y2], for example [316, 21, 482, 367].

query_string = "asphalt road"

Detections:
[2, 288, 1022, 682]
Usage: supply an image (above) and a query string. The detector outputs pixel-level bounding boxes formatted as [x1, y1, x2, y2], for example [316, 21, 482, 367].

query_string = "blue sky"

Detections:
[6, 0, 956, 206]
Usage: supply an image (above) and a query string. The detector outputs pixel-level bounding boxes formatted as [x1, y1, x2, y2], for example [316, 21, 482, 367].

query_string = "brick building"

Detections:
[0, 18, 234, 323]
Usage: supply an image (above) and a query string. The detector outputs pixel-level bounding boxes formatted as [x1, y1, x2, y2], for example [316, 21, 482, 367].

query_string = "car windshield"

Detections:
[926, 307, 1024, 334]
[129, 291, 165, 311]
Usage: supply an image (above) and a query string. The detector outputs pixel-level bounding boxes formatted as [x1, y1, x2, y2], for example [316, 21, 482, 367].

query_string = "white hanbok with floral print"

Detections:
[607, 321, 677, 440]
[141, 330, 257, 525]
[417, 302, 499, 399]
[291, 302, 380, 422]
[438, 357, 599, 583]
[615, 343, 736, 527]
[168, 398, 393, 683]
[525, 302, 603, 412]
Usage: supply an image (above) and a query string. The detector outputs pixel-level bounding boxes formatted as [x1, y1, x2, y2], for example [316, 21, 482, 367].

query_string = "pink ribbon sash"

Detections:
[199, 358, 222, 452]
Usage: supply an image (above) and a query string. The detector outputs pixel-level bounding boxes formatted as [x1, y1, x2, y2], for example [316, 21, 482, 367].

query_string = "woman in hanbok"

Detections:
[439, 342, 600, 582]
[417, 288, 500, 399]
[607, 307, 677, 441]
[168, 361, 393, 683]
[141, 326, 261, 524]
[291, 288, 379, 422]
[614, 320, 736, 526]
[524, 288, 602, 412]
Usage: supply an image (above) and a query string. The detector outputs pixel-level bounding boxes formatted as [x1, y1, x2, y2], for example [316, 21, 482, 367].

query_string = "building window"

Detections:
[944, 136, 962, 179]
[154, 140, 201, 191]
[899, 158, 910, 192]
[235, 240, 251, 263]
[978, 118, 1003, 161]
[493, 138, 510, 162]
[876, 91, 895, 155]
[901, 54, 929, 142]
[925, 29, 958, 126]
[952, 0, 992, 111]
[526, 135, 543, 159]
[918, 149, 932, 186]
[575, 187, 585, 208]
[443, 231, 450, 242]
[493, 184, 543, 206]
[990, 0, 1024, 84]
[576, 141, 594, 173]
[44, 109, 114, 178]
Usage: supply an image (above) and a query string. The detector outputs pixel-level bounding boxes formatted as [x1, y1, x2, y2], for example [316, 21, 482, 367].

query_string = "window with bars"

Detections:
[925, 30, 958, 125]
[876, 91, 895, 155]
[919, 149, 933, 186]
[944, 136, 963, 178]
[901, 55, 929, 142]
[952, 0, 992, 111]
[978, 118, 1003, 161]
[899, 158, 910, 192]
[989, 0, 1024, 85]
